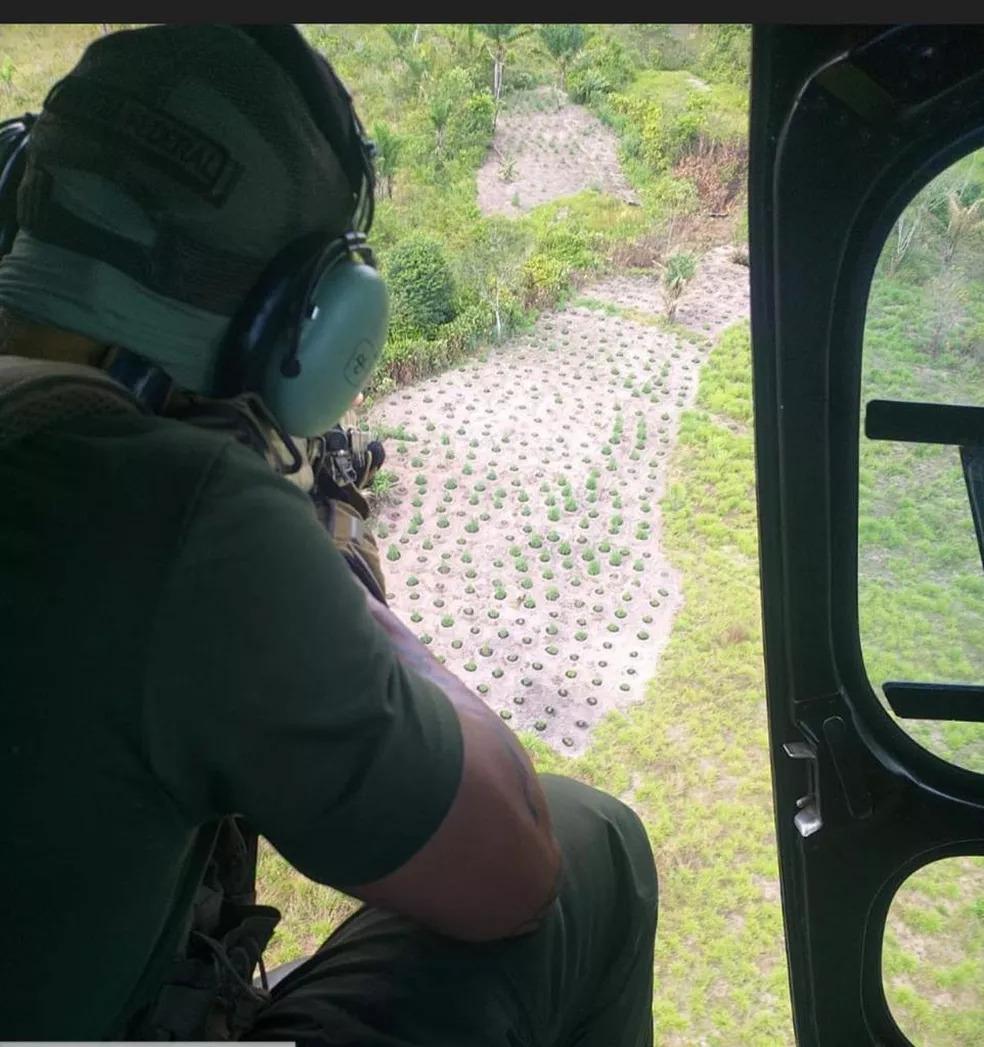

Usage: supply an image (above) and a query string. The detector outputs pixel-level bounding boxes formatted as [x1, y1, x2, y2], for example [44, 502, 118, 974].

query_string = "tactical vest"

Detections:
[0, 355, 282, 1039]
[0, 353, 391, 1036]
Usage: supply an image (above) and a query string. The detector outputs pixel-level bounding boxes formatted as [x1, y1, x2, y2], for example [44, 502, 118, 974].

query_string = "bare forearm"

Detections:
[366, 595, 557, 850]
[351, 593, 562, 941]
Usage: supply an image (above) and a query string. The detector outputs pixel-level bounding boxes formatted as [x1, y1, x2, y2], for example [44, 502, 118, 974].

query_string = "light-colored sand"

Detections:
[368, 247, 749, 754]
[476, 86, 637, 216]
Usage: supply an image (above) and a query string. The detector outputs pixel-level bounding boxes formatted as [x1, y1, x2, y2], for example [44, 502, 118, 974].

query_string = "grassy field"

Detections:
[0, 23, 106, 114]
[860, 275, 984, 774]
[857, 168, 984, 1042]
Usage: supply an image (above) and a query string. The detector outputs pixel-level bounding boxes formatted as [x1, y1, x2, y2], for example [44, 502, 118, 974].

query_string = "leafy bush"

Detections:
[568, 67, 611, 104]
[521, 253, 571, 308]
[447, 88, 496, 160]
[580, 33, 634, 92]
[698, 25, 751, 88]
[384, 235, 457, 337]
[609, 93, 668, 173]
[534, 225, 598, 270]
[666, 91, 711, 162]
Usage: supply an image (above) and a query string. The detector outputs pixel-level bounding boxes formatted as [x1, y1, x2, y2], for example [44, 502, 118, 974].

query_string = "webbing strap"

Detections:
[0, 354, 144, 447]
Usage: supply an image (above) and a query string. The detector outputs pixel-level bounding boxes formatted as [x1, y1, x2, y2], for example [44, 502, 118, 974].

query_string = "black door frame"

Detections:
[750, 25, 984, 1046]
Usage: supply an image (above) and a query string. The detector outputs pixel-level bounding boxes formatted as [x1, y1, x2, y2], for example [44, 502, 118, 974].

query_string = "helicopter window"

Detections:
[882, 855, 984, 1045]
[859, 148, 984, 773]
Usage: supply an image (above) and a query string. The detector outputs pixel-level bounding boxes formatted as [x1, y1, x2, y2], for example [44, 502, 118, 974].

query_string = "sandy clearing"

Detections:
[368, 249, 750, 754]
[476, 86, 637, 217]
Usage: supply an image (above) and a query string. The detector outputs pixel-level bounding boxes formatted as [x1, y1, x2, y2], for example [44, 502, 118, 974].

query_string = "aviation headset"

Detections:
[0, 24, 389, 438]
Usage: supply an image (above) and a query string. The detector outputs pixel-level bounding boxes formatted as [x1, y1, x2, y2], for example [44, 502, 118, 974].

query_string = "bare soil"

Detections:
[369, 246, 750, 754]
[476, 86, 638, 217]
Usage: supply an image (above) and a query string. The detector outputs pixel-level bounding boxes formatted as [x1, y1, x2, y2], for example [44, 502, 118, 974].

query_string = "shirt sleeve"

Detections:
[142, 440, 463, 887]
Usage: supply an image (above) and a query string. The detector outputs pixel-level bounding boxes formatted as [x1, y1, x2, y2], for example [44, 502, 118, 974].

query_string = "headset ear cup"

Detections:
[0, 115, 35, 257]
[216, 232, 326, 398]
[259, 257, 388, 437]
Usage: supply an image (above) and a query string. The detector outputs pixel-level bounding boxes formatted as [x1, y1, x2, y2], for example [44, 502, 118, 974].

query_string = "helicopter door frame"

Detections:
[750, 24, 984, 1046]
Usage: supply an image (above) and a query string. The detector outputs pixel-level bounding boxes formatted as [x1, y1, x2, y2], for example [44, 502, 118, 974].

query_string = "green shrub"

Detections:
[533, 223, 598, 270]
[609, 93, 668, 172]
[666, 91, 711, 162]
[385, 235, 457, 337]
[448, 89, 495, 156]
[568, 67, 611, 104]
[521, 253, 571, 307]
[698, 25, 751, 88]
[570, 34, 633, 100]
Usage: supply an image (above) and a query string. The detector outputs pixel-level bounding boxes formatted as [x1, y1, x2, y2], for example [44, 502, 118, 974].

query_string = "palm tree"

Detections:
[661, 252, 697, 320]
[429, 94, 453, 158]
[384, 23, 429, 99]
[941, 190, 984, 266]
[371, 122, 402, 199]
[537, 24, 588, 90]
[476, 24, 530, 128]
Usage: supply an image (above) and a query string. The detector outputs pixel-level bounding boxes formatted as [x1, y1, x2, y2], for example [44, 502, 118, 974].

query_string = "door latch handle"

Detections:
[784, 740, 822, 837]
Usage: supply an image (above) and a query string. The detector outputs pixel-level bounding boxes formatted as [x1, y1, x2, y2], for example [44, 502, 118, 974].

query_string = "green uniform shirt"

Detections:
[0, 410, 463, 1038]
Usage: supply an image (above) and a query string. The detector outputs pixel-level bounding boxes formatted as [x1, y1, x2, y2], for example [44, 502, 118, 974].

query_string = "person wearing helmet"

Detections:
[0, 24, 657, 1045]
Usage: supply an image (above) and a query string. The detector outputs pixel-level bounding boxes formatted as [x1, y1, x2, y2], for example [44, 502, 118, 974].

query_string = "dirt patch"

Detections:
[367, 253, 750, 754]
[476, 86, 637, 217]
[587, 245, 750, 339]
[753, 875, 781, 904]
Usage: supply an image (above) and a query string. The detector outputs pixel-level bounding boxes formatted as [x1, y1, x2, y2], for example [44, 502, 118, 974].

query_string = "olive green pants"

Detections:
[245, 775, 658, 1046]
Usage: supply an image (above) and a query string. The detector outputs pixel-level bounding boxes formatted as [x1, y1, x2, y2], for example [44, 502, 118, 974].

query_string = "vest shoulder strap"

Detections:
[0, 354, 145, 448]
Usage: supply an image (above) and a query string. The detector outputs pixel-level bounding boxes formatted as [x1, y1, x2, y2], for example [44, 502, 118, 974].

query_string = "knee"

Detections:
[539, 774, 658, 911]
[539, 772, 649, 842]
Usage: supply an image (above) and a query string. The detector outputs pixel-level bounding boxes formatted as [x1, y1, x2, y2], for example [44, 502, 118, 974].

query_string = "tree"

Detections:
[429, 93, 453, 158]
[661, 252, 697, 320]
[537, 24, 588, 90]
[371, 122, 402, 199]
[698, 25, 751, 87]
[941, 191, 984, 266]
[425, 68, 473, 167]
[384, 22, 429, 99]
[476, 24, 530, 128]
[887, 203, 925, 276]
[458, 218, 528, 341]
[439, 24, 482, 67]
[450, 218, 526, 339]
